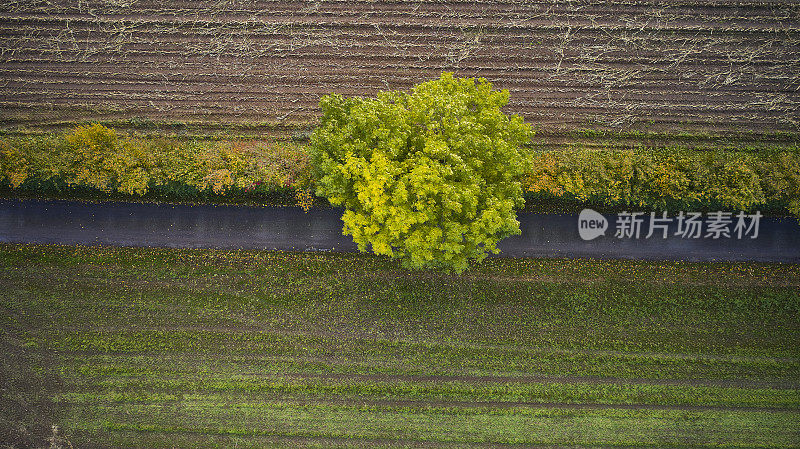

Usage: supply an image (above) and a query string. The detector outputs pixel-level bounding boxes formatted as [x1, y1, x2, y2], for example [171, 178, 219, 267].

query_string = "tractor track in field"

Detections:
[265, 372, 800, 391]
[51, 347, 800, 390]
[71, 429, 658, 449]
[44, 321, 800, 366]
[53, 387, 800, 413]
[220, 396, 800, 413]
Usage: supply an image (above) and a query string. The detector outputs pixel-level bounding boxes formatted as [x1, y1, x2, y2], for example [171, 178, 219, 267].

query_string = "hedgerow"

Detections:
[523, 147, 800, 215]
[0, 124, 314, 209]
[1, 124, 798, 217]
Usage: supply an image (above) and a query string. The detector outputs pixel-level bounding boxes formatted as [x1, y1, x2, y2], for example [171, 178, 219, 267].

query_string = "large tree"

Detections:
[310, 73, 533, 273]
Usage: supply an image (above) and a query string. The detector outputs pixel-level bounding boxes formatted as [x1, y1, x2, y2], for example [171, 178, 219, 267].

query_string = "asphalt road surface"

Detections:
[1, 199, 799, 262]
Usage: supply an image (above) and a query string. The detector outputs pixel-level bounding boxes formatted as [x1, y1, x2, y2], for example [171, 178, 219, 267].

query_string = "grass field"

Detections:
[1, 244, 799, 448]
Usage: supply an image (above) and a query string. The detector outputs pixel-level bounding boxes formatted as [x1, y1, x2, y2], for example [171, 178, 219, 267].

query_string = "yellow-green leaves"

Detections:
[523, 147, 791, 212]
[310, 73, 533, 273]
[64, 124, 126, 192]
[1, 126, 316, 209]
[0, 141, 31, 188]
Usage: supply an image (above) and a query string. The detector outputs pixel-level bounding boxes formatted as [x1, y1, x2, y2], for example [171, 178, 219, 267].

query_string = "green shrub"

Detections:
[310, 73, 534, 273]
[0, 140, 30, 188]
[0, 128, 314, 208]
[62, 124, 129, 193]
[522, 147, 790, 212]
[753, 151, 800, 217]
[692, 151, 764, 210]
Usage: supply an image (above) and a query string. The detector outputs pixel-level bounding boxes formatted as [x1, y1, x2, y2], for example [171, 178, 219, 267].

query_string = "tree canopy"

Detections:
[310, 73, 534, 273]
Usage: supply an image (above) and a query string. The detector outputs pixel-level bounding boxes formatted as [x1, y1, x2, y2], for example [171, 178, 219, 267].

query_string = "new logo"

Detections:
[578, 209, 608, 241]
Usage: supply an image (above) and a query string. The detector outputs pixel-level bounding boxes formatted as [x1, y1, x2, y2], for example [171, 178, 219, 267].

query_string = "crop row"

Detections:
[2, 105, 791, 132]
[7, 85, 795, 111]
[3, 65, 794, 97]
[3, 25, 795, 57]
[53, 375, 800, 409]
[58, 405, 800, 448]
[2, 65, 797, 89]
[0, 2, 795, 26]
[2, 88, 794, 113]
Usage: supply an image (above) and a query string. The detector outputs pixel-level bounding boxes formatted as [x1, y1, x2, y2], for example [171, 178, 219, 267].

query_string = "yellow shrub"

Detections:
[693, 152, 764, 210]
[755, 151, 800, 216]
[202, 168, 234, 194]
[0, 141, 30, 188]
[63, 123, 122, 191]
[523, 147, 773, 212]
[636, 152, 700, 208]
[523, 151, 565, 196]
[294, 186, 314, 211]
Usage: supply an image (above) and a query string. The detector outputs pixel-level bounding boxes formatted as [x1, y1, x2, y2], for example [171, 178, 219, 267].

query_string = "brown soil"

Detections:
[0, 1, 797, 132]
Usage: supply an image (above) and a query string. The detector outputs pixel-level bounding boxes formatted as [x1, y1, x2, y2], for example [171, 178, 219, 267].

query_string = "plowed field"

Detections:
[1, 0, 798, 134]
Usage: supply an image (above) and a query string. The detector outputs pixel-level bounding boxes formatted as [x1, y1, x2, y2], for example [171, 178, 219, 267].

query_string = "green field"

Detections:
[1, 244, 799, 448]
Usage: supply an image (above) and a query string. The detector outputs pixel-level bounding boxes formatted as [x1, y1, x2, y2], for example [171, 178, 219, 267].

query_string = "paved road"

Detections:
[1, 199, 799, 262]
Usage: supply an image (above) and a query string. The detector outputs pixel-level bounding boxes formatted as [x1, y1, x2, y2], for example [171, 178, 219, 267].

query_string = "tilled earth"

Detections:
[1, 0, 798, 134]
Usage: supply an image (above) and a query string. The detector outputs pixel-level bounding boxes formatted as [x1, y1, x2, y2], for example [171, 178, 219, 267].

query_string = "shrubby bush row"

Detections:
[1, 124, 798, 217]
[524, 147, 800, 216]
[0, 124, 314, 209]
